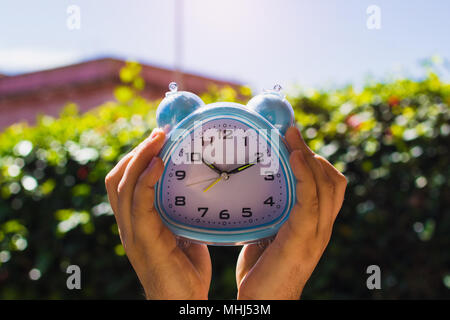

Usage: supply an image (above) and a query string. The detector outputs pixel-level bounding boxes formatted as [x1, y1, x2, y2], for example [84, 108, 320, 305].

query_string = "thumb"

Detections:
[131, 157, 169, 244]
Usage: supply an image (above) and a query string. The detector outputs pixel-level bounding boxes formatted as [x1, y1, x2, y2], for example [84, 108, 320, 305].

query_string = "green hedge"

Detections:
[0, 63, 449, 299]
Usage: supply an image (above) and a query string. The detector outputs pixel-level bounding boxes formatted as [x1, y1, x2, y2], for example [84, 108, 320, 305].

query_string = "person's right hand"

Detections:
[105, 129, 211, 299]
[235, 126, 347, 299]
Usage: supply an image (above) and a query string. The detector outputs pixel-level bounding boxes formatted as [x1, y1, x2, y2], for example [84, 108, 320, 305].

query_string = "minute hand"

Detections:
[227, 163, 256, 175]
[202, 158, 222, 175]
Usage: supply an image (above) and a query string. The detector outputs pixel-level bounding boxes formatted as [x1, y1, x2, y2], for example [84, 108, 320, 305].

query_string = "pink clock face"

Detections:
[159, 118, 289, 231]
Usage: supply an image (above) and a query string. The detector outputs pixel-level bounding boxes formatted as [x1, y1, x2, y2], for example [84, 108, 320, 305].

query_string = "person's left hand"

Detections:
[105, 129, 212, 299]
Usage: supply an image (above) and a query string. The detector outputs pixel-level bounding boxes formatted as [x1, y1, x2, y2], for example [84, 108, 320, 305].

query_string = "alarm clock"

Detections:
[154, 82, 296, 245]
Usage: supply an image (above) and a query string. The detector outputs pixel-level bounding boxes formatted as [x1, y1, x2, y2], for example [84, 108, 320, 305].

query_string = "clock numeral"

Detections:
[219, 209, 230, 220]
[198, 207, 208, 217]
[220, 129, 233, 139]
[175, 196, 186, 206]
[242, 208, 252, 218]
[175, 170, 186, 180]
[264, 196, 274, 207]
[187, 152, 201, 162]
[255, 152, 263, 163]
[264, 174, 274, 181]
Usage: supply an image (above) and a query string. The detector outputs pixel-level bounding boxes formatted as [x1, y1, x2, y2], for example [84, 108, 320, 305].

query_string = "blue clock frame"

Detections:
[154, 83, 296, 245]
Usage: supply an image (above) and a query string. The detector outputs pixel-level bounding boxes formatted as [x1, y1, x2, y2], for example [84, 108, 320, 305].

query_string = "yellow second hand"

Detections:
[203, 176, 222, 192]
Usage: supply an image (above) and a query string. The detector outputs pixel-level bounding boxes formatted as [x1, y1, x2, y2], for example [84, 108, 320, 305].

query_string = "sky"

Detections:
[0, 0, 449, 91]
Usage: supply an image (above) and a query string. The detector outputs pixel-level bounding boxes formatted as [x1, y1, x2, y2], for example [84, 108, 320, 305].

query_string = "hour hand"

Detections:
[202, 158, 222, 175]
[227, 163, 256, 175]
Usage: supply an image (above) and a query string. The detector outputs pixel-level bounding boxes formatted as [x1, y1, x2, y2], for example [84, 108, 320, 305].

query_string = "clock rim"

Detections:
[154, 103, 296, 245]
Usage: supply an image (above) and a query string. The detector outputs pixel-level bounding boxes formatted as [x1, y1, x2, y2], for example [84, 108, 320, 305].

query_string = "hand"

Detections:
[235, 126, 347, 300]
[226, 162, 256, 175]
[202, 158, 222, 175]
[105, 129, 211, 299]
[203, 162, 255, 192]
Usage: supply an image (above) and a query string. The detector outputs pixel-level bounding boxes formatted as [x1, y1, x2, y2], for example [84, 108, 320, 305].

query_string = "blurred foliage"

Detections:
[0, 62, 449, 299]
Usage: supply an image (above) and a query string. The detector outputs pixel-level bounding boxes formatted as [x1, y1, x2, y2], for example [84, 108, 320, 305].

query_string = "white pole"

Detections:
[174, 0, 183, 89]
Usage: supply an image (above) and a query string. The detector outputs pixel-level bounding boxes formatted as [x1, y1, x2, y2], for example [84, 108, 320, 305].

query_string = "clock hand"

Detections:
[226, 162, 256, 175]
[185, 176, 219, 187]
[203, 176, 222, 192]
[203, 172, 229, 192]
[202, 163, 254, 192]
[202, 158, 222, 175]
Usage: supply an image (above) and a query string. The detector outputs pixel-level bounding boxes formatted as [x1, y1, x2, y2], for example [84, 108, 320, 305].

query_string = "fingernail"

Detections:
[176, 238, 191, 249]
[149, 129, 166, 144]
[150, 128, 163, 139]
[137, 129, 164, 152]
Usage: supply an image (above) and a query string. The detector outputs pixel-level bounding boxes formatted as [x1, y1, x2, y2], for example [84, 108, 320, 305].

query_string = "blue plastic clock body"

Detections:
[154, 84, 296, 245]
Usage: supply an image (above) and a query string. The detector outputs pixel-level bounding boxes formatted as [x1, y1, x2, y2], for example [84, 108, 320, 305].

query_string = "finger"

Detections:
[105, 152, 135, 244]
[131, 157, 165, 236]
[285, 127, 335, 233]
[117, 129, 166, 230]
[105, 152, 135, 215]
[236, 244, 266, 287]
[181, 243, 212, 287]
[286, 150, 319, 238]
[285, 126, 314, 156]
[315, 156, 347, 219]
[119, 129, 165, 197]
[106, 129, 165, 218]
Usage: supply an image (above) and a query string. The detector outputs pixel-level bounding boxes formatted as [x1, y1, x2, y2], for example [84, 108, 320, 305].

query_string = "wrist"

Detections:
[144, 286, 209, 300]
